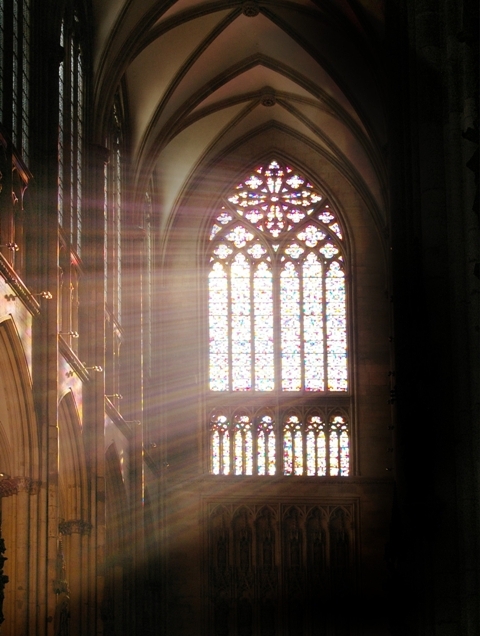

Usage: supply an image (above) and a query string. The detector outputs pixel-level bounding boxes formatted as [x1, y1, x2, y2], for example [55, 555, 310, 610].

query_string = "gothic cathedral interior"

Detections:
[0, 1, 478, 634]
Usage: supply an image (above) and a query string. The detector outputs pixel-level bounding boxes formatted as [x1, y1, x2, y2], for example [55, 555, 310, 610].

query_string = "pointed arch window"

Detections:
[208, 160, 351, 476]
[209, 160, 347, 393]
[0, 0, 30, 161]
[58, 12, 84, 255]
[58, 8, 86, 353]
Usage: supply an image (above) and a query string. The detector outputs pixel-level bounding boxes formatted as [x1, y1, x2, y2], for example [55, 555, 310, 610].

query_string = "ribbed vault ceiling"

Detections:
[92, 0, 387, 227]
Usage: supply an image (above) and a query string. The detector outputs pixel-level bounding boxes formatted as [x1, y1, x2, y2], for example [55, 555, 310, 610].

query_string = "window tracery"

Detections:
[58, 12, 84, 256]
[58, 8, 85, 353]
[208, 160, 351, 476]
[104, 98, 125, 412]
[209, 160, 347, 394]
[210, 407, 349, 477]
[0, 0, 30, 162]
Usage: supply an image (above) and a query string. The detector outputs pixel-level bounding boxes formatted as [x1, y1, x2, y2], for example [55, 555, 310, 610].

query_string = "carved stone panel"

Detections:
[206, 501, 356, 636]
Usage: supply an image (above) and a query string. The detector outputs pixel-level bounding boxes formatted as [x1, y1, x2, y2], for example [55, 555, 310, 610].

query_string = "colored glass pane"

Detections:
[209, 263, 229, 390]
[233, 414, 252, 475]
[306, 430, 316, 475]
[234, 428, 243, 474]
[281, 263, 301, 390]
[256, 414, 276, 476]
[212, 430, 220, 474]
[285, 243, 304, 259]
[306, 415, 326, 476]
[303, 253, 324, 391]
[248, 243, 267, 259]
[297, 225, 325, 247]
[231, 254, 251, 391]
[210, 414, 230, 475]
[227, 225, 254, 247]
[326, 262, 347, 391]
[294, 426, 303, 474]
[223, 430, 230, 475]
[318, 209, 335, 224]
[340, 430, 349, 476]
[283, 415, 303, 475]
[317, 431, 327, 476]
[283, 430, 293, 475]
[329, 429, 339, 476]
[268, 429, 276, 475]
[214, 244, 232, 259]
[254, 262, 274, 390]
[258, 430, 266, 475]
[330, 415, 349, 476]
[208, 160, 350, 476]
[245, 428, 253, 475]
[329, 222, 342, 239]
[319, 243, 339, 259]
[224, 160, 324, 239]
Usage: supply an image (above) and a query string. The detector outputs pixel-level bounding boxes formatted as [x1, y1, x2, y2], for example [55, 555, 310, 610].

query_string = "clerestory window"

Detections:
[208, 160, 350, 476]
[58, 12, 84, 256]
[58, 8, 85, 354]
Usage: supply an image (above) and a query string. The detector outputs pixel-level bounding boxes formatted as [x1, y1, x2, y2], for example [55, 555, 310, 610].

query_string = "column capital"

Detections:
[59, 519, 93, 536]
[0, 476, 41, 497]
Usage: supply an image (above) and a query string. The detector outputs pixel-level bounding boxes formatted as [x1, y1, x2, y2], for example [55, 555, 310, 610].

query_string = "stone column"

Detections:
[82, 143, 110, 634]
[122, 221, 146, 634]
[58, 519, 93, 636]
[0, 477, 41, 636]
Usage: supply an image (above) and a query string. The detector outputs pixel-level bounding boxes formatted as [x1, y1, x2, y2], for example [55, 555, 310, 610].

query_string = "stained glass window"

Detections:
[57, 10, 85, 353]
[58, 13, 84, 256]
[208, 160, 350, 476]
[209, 407, 349, 476]
[209, 160, 347, 393]
[12, 0, 30, 162]
[1, 0, 30, 161]
[104, 97, 124, 413]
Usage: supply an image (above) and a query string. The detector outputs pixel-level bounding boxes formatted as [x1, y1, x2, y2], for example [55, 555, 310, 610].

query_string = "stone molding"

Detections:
[0, 254, 41, 317]
[0, 477, 41, 497]
[59, 519, 93, 536]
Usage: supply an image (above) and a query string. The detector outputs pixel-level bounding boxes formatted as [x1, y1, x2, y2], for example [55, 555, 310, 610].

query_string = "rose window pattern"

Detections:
[208, 160, 350, 476]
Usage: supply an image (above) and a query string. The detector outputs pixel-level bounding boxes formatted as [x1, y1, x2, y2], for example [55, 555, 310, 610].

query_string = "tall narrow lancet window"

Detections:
[208, 160, 350, 476]
[13, 0, 30, 163]
[0, 0, 32, 277]
[104, 97, 125, 412]
[58, 8, 86, 351]
[0, 5, 3, 123]
[0, 0, 30, 161]
[105, 100, 123, 321]
[58, 12, 84, 256]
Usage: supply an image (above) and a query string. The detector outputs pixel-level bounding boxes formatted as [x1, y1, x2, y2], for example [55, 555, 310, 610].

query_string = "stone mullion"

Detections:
[59, 520, 92, 636]
[15, 487, 30, 635]
[0, 478, 40, 636]
[122, 222, 146, 634]
[26, 480, 39, 636]
[83, 142, 109, 635]
[28, 1, 64, 627]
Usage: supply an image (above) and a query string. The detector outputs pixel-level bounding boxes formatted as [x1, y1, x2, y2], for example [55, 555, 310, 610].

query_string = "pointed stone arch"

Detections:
[0, 316, 39, 636]
[57, 390, 91, 635]
[104, 442, 130, 635]
[58, 390, 88, 521]
[0, 316, 39, 479]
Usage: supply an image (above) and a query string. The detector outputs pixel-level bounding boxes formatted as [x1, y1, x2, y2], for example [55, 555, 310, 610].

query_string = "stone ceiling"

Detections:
[92, 0, 387, 227]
